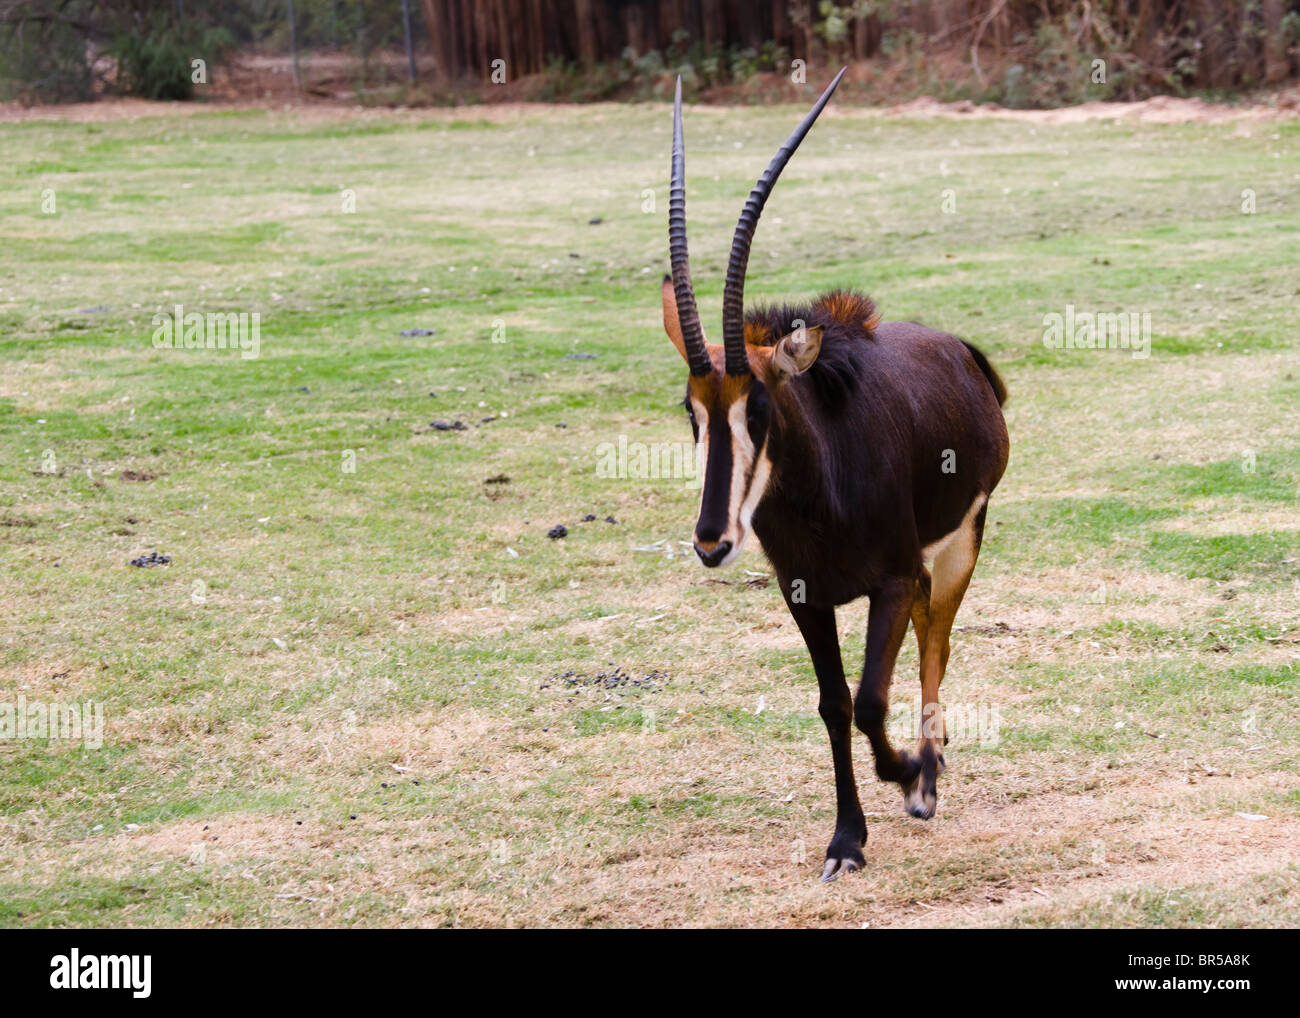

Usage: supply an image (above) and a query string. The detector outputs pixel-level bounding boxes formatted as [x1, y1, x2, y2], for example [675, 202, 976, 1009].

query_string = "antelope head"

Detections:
[660, 70, 844, 567]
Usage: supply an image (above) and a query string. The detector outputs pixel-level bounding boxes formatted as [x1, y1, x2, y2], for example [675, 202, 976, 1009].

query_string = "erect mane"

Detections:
[742, 289, 880, 409]
[742, 289, 880, 347]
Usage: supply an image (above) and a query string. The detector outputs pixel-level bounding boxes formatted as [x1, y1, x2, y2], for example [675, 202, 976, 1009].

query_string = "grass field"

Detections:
[1, 100, 1297, 928]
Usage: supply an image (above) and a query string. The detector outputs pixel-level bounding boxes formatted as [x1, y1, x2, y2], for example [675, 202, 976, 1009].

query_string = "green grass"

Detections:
[0, 102, 1297, 928]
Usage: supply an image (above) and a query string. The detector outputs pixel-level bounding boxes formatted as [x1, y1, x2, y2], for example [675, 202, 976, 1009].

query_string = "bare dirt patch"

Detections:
[1156, 506, 1300, 536]
[5, 82, 1298, 125]
[885, 92, 1300, 124]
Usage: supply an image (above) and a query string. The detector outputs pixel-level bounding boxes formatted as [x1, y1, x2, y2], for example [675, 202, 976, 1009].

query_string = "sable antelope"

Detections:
[661, 70, 1009, 881]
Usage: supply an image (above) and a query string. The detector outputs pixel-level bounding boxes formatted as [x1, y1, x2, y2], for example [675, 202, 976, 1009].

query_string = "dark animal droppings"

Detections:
[129, 551, 170, 568]
[545, 665, 672, 694]
[400, 328, 437, 337]
[547, 525, 568, 539]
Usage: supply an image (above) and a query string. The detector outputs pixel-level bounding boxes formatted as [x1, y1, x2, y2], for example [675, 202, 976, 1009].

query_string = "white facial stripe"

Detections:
[690, 396, 709, 464]
[690, 393, 773, 567]
[710, 398, 772, 566]
[739, 448, 772, 532]
[726, 400, 754, 532]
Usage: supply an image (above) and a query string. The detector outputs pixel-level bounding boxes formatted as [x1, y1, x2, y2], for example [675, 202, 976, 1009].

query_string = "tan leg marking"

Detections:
[904, 494, 985, 818]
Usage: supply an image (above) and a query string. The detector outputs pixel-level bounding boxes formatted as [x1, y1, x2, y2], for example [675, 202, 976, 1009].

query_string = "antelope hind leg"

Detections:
[902, 497, 986, 819]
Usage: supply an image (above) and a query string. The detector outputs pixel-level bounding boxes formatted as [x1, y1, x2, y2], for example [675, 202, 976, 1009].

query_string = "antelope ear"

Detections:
[661, 275, 692, 365]
[770, 324, 823, 380]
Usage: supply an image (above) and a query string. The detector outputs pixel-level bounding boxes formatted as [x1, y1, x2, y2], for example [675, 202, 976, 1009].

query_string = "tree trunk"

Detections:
[419, 0, 443, 80]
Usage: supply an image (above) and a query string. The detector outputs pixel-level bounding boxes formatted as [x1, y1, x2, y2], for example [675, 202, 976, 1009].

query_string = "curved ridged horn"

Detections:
[669, 76, 712, 377]
[721, 67, 847, 376]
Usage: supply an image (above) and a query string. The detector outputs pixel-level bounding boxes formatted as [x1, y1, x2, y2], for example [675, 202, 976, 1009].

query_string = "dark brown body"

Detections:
[749, 311, 1009, 607]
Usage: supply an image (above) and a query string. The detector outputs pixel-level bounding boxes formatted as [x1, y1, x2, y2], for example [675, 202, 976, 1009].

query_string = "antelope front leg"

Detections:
[854, 577, 922, 796]
[785, 596, 864, 882]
